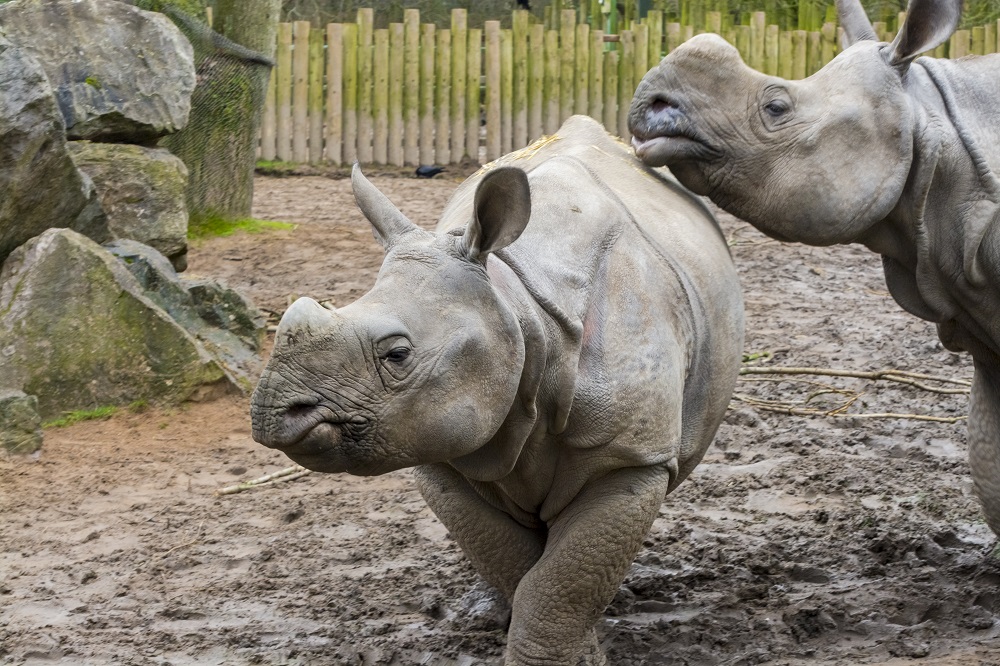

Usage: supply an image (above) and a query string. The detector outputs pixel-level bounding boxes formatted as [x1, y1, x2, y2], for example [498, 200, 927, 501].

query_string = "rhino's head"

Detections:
[628, 0, 960, 246]
[250, 165, 532, 475]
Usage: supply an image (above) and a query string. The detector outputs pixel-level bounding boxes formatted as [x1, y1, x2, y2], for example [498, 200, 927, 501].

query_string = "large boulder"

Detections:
[106, 239, 264, 391]
[0, 229, 238, 420]
[70, 142, 189, 270]
[0, 389, 43, 454]
[0, 0, 196, 143]
[0, 34, 107, 265]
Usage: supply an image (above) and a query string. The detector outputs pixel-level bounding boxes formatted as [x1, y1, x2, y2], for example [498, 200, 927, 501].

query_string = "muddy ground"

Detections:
[3, 170, 1000, 665]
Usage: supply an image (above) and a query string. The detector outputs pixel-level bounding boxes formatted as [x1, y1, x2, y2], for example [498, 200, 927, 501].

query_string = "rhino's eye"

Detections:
[384, 347, 411, 363]
[763, 100, 789, 117]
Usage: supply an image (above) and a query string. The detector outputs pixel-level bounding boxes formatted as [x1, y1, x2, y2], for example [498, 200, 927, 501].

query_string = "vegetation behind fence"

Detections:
[258, 8, 1000, 167]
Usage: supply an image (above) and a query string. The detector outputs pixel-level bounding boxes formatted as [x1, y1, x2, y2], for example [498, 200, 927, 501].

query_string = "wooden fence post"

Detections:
[575, 22, 590, 116]
[560, 10, 576, 125]
[617, 29, 633, 138]
[436, 28, 452, 164]
[356, 9, 374, 163]
[373, 28, 389, 164]
[466, 28, 482, 162]
[485, 21, 501, 162]
[778, 29, 792, 79]
[513, 10, 530, 150]
[705, 11, 721, 35]
[792, 30, 807, 80]
[276, 22, 292, 162]
[633, 22, 648, 92]
[589, 29, 604, 124]
[647, 10, 663, 65]
[260, 54, 277, 161]
[764, 24, 779, 75]
[388, 23, 404, 167]
[292, 21, 309, 163]
[451, 9, 468, 162]
[528, 24, 544, 141]
[821, 21, 837, 66]
[544, 28, 560, 134]
[750, 12, 765, 71]
[324, 24, 343, 164]
[603, 49, 618, 135]
[665, 22, 680, 53]
[307, 28, 324, 164]
[419, 22, 435, 165]
[403, 10, 420, 166]
[342, 23, 358, 163]
[500, 29, 513, 154]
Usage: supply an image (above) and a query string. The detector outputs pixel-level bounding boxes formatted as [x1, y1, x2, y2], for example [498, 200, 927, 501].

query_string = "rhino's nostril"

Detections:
[285, 403, 317, 419]
[650, 96, 679, 114]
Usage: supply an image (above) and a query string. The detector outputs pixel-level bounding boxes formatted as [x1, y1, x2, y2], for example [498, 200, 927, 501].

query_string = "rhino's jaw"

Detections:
[251, 400, 376, 474]
[629, 96, 721, 167]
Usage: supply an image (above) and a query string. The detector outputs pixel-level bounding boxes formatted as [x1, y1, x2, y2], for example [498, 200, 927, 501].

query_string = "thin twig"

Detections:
[731, 394, 967, 423]
[216, 465, 312, 495]
[739, 366, 971, 394]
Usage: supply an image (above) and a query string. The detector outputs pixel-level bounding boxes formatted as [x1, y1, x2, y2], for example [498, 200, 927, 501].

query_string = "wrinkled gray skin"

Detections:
[251, 116, 744, 665]
[629, 0, 1000, 536]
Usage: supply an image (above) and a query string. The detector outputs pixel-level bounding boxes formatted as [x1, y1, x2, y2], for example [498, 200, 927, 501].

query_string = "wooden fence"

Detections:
[257, 8, 1000, 167]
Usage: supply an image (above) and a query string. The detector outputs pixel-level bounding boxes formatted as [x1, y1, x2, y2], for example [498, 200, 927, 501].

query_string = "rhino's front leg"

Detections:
[414, 463, 547, 601]
[968, 360, 1000, 537]
[505, 464, 672, 666]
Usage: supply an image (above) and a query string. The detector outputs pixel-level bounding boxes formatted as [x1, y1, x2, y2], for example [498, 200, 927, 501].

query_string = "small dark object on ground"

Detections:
[415, 165, 444, 178]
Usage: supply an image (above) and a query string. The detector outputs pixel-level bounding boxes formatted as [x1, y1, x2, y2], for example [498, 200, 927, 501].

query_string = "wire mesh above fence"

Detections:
[258, 7, 1000, 168]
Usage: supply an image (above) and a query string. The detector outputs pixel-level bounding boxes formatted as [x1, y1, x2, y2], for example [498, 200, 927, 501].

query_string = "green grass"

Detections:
[255, 160, 301, 175]
[188, 215, 296, 242]
[43, 406, 118, 429]
[42, 400, 154, 428]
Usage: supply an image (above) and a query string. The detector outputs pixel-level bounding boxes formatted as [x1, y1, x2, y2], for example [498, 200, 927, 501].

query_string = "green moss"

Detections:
[188, 215, 295, 242]
[84, 76, 101, 89]
[255, 160, 300, 176]
[43, 405, 117, 429]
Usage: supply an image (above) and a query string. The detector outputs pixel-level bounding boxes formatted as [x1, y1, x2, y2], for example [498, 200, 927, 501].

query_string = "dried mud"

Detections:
[2, 172, 1000, 665]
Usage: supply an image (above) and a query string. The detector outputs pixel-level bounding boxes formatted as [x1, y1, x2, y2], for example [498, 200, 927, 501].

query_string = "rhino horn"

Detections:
[275, 297, 340, 349]
[461, 166, 532, 263]
[887, 0, 962, 69]
[835, 0, 878, 48]
[352, 163, 419, 249]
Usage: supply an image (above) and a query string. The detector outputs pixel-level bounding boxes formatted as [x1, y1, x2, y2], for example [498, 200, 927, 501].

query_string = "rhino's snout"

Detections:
[629, 94, 686, 141]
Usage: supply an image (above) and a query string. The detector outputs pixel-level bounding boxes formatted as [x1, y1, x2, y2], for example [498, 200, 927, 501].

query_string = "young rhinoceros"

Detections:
[250, 115, 744, 664]
[628, 0, 1000, 535]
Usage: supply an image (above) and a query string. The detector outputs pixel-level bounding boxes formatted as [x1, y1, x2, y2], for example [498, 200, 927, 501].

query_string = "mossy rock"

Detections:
[0, 389, 43, 454]
[0, 229, 236, 419]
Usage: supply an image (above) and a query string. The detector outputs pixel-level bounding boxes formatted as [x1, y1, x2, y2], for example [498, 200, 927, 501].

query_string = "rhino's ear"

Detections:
[352, 163, 418, 250]
[835, 0, 878, 48]
[461, 166, 531, 264]
[887, 0, 961, 69]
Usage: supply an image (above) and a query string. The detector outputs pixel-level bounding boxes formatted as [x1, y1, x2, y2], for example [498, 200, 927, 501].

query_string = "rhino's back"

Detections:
[438, 115, 732, 288]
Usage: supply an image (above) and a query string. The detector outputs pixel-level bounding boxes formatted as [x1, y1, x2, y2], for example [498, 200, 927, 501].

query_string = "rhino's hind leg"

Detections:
[413, 463, 546, 601]
[968, 361, 1000, 537]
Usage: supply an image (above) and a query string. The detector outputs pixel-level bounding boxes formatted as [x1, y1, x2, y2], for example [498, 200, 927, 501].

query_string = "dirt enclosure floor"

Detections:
[3, 170, 1000, 665]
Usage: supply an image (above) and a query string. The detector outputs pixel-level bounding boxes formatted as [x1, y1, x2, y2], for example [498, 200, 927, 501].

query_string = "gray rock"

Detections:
[0, 0, 196, 143]
[0, 229, 237, 420]
[70, 142, 188, 270]
[0, 34, 106, 265]
[106, 239, 264, 392]
[0, 389, 43, 454]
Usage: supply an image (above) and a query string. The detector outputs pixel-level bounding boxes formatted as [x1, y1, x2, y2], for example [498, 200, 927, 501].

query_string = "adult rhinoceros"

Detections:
[628, 0, 1000, 535]
[250, 115, 744, 664]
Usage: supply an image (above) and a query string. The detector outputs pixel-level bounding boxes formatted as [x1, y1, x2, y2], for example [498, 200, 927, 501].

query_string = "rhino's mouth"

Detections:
[629, 97, 720, 166]
[253, 402, 373, 474]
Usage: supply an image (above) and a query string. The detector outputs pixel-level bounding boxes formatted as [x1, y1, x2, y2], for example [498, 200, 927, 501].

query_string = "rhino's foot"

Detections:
[446, 579, 512, 632]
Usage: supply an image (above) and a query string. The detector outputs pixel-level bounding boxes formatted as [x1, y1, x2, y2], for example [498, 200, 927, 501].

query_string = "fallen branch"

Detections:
[739, 365, 971, 394]
[216, 465, 312, 495]
[731, 393, 967, 423]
